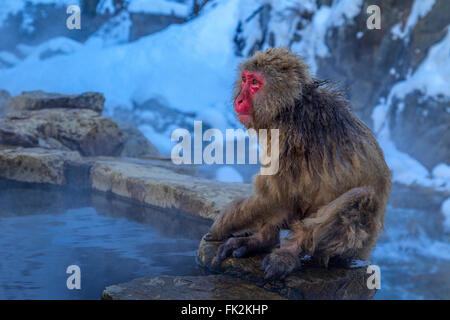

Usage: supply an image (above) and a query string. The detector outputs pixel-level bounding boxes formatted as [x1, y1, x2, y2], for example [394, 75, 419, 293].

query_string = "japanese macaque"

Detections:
[205, 48, 391, 280]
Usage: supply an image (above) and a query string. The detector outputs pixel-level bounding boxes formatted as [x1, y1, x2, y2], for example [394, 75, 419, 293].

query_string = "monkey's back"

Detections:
[273, 86, 391, 234]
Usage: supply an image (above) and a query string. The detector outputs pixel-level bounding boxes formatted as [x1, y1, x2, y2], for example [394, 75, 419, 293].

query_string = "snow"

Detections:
[128, 0, 189, 17]
[0, 0, 79, 27]
[237, 2, 266, 56]
[291, 0, 363, 74]
[86, 11, 132, 47]
[372, 101, 450, 191]
[215, 166, 244, 183]
[21, 10, 35, 33]
[96, 0, 116, 15]
[441, 198, 450, 233]
[239, 0, 363, 74]
[329, 0, 364, 26]
[391, 0, 436, 40]
[138, 124, 177, 155]
[433, 163, 450, 180]
[371, 27, 450, 191]
[377, 130, 435, 187]
[15, 37, 83, 62]
[0, 51, 20, 67]
[0, 0, 241, 128]
[389, 26, 450, 100]
[0, 1, 26, 26]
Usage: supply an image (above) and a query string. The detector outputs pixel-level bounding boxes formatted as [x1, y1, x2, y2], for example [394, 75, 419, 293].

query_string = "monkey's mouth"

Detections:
[237, 113, 252, 124]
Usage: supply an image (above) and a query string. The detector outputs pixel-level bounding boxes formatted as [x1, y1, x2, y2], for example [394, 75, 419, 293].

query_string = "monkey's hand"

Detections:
[211, 236, 261, 268]
[261, 249, 301, 280]
[204, 232, 232, 242]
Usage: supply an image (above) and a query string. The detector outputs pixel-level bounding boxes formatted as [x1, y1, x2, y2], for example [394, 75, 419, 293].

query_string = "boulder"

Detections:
[0, 108, 126, 156]
[197, 236, 376, 300]
[0, 147, 81, 185]
[0, 114, 43, 147]
[102, 274, 285, 300]
[117, 122, 160, 157]
[90, 159, 251, 220]
[6, 91, 104, 114]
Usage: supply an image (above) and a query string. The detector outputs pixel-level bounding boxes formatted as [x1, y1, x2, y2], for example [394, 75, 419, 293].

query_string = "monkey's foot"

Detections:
[212, 236, 268, 268]
[261, 249, 301, 280]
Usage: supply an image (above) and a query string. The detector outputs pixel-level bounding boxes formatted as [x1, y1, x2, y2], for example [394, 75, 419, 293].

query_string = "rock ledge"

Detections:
[102, 275, 285, 300]
[197, 236, 377, 300]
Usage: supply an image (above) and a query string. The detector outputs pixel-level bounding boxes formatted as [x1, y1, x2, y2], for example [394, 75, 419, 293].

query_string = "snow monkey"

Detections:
[205, 48, 391, 280]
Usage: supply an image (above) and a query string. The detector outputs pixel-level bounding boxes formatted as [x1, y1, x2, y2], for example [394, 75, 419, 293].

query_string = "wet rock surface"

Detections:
[102, 274, 285, 300]
[90, 159, 251, 219]
[197, 236, 376, 300]
[0, 142, 249, 219]
[0, 147, 81, 185]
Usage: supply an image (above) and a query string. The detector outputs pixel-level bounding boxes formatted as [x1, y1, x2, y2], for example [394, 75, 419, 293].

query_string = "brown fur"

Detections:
[208, 48, 391, 280]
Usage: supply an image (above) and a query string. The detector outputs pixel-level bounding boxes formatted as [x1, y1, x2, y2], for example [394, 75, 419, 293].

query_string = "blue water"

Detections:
[372, 206, 450, 299]
[0, 184, 210, 299]
[0, 182, 448, 299]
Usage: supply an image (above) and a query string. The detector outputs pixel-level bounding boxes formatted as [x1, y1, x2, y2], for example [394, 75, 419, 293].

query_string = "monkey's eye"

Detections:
[242, 75, 246, 83]
[252, 79, 259, 85]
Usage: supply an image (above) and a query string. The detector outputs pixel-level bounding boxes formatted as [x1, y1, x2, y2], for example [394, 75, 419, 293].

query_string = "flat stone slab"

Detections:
[0, 147, 81, 185]
[198, 236, 376, 300]
[7, 90, 104, 114]
[0, 147, 250, 219]
[90, 159, 251, 219]
[102, 275, 285, 300]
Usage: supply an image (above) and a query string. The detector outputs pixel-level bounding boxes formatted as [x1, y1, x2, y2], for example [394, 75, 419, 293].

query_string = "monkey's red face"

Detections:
[234, 71, 264, 126]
